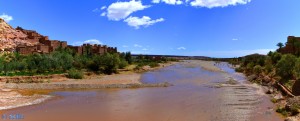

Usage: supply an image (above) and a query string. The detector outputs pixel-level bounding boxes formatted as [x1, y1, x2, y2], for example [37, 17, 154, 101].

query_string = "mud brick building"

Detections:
[15, 27, 117, 55]
[67, 44, 117, 55]
[279, 36, 300, 54]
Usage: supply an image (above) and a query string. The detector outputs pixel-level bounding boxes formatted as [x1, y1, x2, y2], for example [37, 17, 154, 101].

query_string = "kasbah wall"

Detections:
[15, 27, 117, 55]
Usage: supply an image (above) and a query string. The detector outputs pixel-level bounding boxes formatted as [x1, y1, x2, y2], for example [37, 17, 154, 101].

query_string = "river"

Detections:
[1, 60, 282, 121]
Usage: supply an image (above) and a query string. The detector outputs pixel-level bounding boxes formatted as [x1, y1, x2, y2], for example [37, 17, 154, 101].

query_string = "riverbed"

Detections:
[1, 60, 282, 121]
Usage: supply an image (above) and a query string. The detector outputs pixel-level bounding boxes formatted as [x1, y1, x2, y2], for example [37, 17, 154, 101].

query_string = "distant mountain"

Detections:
[0, 18, 37, 51]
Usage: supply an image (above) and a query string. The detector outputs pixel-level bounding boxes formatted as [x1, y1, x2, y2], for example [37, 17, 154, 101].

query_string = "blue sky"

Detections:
[1, 0, 300, 57]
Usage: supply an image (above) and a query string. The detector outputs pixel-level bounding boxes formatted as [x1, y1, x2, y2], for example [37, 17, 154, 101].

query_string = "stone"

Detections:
[274, 94, 284, 100]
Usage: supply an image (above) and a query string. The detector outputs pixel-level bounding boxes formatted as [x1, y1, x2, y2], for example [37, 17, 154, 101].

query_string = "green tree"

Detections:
[276, 54, 297, 83]
[270, 52, 282, 64]
[293, 58, 300, 80]
[88, 53, 120, 74]
[52, 51, 73, 71]
[119, 58, 128, 69]
[253, 65, 263, 75]
[125, 52, 132, 64]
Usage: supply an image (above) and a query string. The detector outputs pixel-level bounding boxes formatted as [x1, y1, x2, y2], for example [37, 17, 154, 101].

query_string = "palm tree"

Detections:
[277, 42, 284, 50]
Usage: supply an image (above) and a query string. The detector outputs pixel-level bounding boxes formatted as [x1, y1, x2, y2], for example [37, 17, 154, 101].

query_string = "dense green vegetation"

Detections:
[234, 51, 300, 91]
[224, 40, 300, 117]
[0, 48, 176, 77]
[0, 49, 126, 76]
[67, 68, 84, 79]
[131, 55, 177, 70]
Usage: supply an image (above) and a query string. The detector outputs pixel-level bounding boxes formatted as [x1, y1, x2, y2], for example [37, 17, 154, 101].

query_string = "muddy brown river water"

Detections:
[1, 61, 283, 121]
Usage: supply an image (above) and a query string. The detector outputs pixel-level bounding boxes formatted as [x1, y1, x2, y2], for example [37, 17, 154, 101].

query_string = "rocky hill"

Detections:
[0, 18, 36, 51]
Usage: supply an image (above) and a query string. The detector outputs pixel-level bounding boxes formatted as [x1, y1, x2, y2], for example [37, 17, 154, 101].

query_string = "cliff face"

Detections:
[0, 18, 36, 51]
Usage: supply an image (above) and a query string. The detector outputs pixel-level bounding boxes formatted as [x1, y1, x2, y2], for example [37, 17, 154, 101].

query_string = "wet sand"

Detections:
[0, 84, 51, 111]
[0, 64, 174, 110]
[1, 60, 283, 121]
[0, 72, 141, 110]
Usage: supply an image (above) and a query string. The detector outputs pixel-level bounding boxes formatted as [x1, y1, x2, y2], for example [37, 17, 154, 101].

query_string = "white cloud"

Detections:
[142, 48, 148, 51]
[73, 39, 103, 46]
[0, 13, 13, 22]
[83, 39, 103, 45]
[101, 6, 107, 10]
[105, 0, 150, 21]
[232, 38, 238, 41]
[101, 12, 106, 16]
[93, 6, 107, 13]
[152, 0, 160, 3]
[134, 44, 142, 48]
[152, 0, 184, 5]
[122, 45, 129, 48]
[190, 0, 251, 8]
[93, 8, 100, 12]
[177, 47, 186, 50]
[124, 16, 164, 29]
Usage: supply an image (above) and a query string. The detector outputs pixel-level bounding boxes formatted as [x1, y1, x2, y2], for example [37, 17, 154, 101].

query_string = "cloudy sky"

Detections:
[1, 0, 300, 57]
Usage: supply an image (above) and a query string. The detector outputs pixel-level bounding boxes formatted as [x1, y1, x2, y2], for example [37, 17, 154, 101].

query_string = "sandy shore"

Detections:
[181, 60, 223, 72]
[3, 72, 172, 90]
[0, 62, 177, 110]
[0, 82, 52, 110]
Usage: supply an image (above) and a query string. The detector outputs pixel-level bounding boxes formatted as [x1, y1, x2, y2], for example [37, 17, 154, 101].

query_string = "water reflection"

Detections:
[2, 61, 282, 121]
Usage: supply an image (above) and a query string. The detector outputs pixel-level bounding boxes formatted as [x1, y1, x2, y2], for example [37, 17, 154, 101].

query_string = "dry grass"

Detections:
[17, 89, 52, 96]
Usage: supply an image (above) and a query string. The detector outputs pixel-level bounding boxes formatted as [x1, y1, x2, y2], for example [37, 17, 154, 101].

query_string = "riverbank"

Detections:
[231, 63, 300, 121]
[191, 60, 283, 120]
[181, 60, 223, 72]
[1, 60, 283, 121]
[0, 83, 52, 110]
[0, 61, 177, 110]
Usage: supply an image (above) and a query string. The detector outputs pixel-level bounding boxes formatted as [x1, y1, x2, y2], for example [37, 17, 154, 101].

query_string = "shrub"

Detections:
[235, 67, 243, 72]
[290, 104, 300, 116]
[125, 52, 132, 64]
[134, 65, 142, 71]
[293, 58, 300, 80]
[276, 54, 297, 83]
[149, 62, 159, 68]
[119, 59, 128, 69]
[253, 65, 263, 75]
[67, 69, 84, 79]
[87, 53, 120, 74]
[271, 98, 277, 103]
[276, 107, 289, 116]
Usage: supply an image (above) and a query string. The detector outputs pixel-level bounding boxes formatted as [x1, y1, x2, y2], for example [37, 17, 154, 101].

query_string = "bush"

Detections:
[235, 67, 243, 72]
[290, 104, 300, 116]
[253, 65, 262, 75]
[149, 62, 159, 68]
[88, 53, 120, 74]
[293, 58, 300, 80]
[119, 59, 128, 69]
[271, 98, 277, 103]
[67, 69, 84, 79]
[134, 64, 142, 71]
[276, 54, 297, 83]
[263, 63, 273, 74]
[276, 107, 289, 116]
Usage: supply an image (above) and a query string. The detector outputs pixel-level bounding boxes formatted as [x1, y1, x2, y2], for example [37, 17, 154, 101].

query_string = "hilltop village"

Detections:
[15, 27, 117, 55]
[0, 18, 117, 55]
[278, 36, 300, 54]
